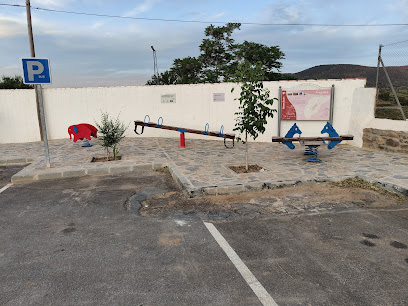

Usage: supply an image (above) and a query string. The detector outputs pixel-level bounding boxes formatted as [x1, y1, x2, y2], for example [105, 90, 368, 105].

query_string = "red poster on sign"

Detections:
[281, 90, 297, 120]
[281, 89, 331, 120]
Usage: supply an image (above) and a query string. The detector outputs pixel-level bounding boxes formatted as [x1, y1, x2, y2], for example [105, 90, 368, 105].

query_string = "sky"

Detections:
[0, 0, 407, 88]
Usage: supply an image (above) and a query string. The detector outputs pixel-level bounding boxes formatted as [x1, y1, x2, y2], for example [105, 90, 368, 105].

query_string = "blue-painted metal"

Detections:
[177, 128, 186, 133]
[321, 121, 340, 149]
[22, 58, 51, 84]
[158, 117, 163, 128]
[283, 123, 302, 149]
[219, 125, 224, 137]
[204, 123, 209, 135]
[305, 145, 321, 163]
[144, 115, 150, 126]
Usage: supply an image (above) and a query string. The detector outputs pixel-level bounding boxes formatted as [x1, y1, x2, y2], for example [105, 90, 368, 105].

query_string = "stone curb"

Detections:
[357, 175, 408, 197]
[166, 162, 194, 194]
[0, 158, 35, 166]
[9, 161, 408, 199]
[11, 162, 168, 184]
[183, 175, 399, 198]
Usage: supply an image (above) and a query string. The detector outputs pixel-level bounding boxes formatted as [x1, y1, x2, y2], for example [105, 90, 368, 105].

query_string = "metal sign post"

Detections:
[22, 58, 52, 168]
[329, 85, 335, 125]
[24, 0, 51, 167]
[36, 85, 51, 168]
[278, 86, 282, 137]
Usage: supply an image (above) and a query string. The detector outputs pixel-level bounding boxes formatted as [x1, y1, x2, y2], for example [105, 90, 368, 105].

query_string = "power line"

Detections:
[2, 3, 408, 27]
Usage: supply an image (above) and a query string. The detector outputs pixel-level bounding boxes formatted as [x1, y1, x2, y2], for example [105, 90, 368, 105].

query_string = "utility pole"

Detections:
[151, 46, 158, 84]
[25, 0, 43, 141]
[25, 0, 51, 167]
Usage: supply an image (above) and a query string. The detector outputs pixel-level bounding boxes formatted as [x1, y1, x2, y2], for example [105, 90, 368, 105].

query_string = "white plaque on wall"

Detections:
[161, 94, 176, 103]
[213, 93, 225, 102]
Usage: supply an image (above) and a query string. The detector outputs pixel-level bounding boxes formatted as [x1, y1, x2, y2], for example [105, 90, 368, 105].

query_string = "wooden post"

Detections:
[25, 0, 44, 141]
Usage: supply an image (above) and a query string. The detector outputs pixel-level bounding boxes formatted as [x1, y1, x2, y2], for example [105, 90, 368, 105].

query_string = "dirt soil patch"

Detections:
[91, 156, 122, 162]
[229, 164, 266, 173]
[139, 179, 408, 220]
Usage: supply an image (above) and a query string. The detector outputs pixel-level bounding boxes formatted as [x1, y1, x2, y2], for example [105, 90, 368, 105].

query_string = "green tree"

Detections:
[146, 57, 203, 85]
[146, 70, 177, 85]
[233, 41, 285, 81]
[0, 75, 33, 89]
[171, 57, 203, 84]
[232, 61, 277, 171]
[198, 23, 241, 83]
[146, 23, 287, 85]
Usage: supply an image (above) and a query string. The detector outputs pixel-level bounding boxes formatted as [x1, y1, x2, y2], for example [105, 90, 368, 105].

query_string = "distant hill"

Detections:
[288, 64, 408, 88]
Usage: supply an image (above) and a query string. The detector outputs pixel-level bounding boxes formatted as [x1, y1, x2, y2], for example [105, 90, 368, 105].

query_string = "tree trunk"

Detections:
[245, 131, 249, 172]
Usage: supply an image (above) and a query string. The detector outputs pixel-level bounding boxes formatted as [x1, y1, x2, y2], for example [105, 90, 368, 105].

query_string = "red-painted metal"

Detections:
[180, 132, 185, 147]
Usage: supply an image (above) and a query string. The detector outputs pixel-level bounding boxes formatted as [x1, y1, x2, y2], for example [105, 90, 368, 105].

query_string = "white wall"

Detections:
[348, 88, 376, 147]
[347, 88, 408, 148]
[1, 78, 373, 144]
[0, 89, 40, 143]
[366, 118, 408, 132]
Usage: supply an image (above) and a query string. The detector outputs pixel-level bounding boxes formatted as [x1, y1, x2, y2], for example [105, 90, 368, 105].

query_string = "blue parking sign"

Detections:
[22, 58, 51, 84]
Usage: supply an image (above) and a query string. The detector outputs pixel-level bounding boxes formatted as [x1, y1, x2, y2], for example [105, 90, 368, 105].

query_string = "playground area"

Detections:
[3, 137, 408, 198]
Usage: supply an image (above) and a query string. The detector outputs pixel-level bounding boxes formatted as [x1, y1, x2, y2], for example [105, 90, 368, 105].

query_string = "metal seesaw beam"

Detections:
[272, 135, 353, 143]
[134, 121, 235, 139]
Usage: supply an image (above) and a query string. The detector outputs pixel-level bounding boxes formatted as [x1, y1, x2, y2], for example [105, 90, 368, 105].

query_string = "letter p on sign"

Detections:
[22, 58, 51, 84]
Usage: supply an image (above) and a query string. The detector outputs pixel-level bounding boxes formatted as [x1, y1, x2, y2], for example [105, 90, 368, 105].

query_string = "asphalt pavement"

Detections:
[0, 165, 25, 189]
[1, 169, 408, 305]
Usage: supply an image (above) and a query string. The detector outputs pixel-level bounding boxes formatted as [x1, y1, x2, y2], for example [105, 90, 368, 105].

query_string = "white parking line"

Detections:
[203, 222, 278, 306]
[0, 183, 12, 194]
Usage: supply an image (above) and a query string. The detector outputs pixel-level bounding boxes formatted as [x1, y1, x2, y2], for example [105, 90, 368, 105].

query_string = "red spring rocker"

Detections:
[68, 123, 98, 146]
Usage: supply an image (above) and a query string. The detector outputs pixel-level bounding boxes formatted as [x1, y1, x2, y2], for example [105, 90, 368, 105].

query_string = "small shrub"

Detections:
[378, 91, 390, 101]
[397, 95, 408, 106]
[95, 112, 129, 160]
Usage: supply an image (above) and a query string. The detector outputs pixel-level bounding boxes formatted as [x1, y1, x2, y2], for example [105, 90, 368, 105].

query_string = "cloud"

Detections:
[123, 0, 162, 17]
[90, 22, 105, 30]
[31, 0, 75, 7]
[0, 16, 27, 38]
[1, 0, 407, 87]
[210, 12, 225, 20]
[388, 0, 408, 11]
[259, 0, 309, 24]
[0, 20, 204, 87]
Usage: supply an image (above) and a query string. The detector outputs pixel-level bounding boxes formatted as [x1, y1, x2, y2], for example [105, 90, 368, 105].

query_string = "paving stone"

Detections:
[1, 137, 408, 197]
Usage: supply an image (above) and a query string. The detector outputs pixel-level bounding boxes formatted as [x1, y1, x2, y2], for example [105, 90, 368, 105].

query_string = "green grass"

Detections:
[376, 90, 408, 118]
[375, 106, 408, 120]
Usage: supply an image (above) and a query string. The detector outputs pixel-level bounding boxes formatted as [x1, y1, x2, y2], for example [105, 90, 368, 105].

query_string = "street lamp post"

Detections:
[151, 46, 158, 84]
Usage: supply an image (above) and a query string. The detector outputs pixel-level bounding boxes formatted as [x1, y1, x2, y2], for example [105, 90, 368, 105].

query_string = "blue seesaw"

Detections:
[272, 122, 354, 162]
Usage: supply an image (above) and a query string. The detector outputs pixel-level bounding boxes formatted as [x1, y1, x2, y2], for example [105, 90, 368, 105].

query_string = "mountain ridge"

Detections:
[288, 64, 408, 88]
